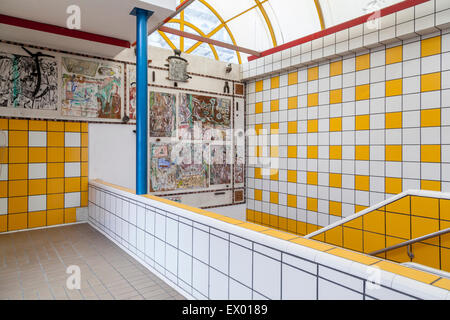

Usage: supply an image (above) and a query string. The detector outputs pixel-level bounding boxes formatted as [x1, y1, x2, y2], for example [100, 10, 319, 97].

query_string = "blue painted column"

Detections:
[131, 8, 153, 195]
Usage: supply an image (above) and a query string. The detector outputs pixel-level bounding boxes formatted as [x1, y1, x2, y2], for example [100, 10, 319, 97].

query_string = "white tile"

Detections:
[165, 244, 178, 276]
[64, 162, 80, 178]
[209, 268, 228, 300]
[65, 132, 80, 147]
[28, 195, 46, 212]
[28, 131, 46, 147]
[28, 163, 46, 179]
[144, 233, 154, 260]
[230, 242, 252, 288]
[282, 264, 316, 300]
[178, 251, 192, 285]
[192, 259, 209, 297]
[229, 279, 252, 300]
[154, 212, 166, 240]
[0, 198, 7, 215]
[253, 252, 281, 299]
[136, 205, 145, 229]
[193, 227, 209, 263]
[210, 234, 229, 275]
[64, 192, 80, 208]
[166, 217, 178, 247]
[318, 279, 363, 300]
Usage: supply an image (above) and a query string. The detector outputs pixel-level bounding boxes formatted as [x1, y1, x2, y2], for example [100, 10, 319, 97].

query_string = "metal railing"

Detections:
[368, 228, 450, 257]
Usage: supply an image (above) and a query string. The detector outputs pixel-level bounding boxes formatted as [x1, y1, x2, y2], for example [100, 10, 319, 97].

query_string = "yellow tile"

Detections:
[28, 179, 46, 196]
[287, 194, 297, 208]
[0, 181, 6, 198]
[386, 212, 410, 239]
[9, 131, 28, 147]
[47, 148, 64, 163]
[255, 146, 262, 157]
[329, 201, 342, 217]
[324, 226, 343, 246]
[47, 209, 64, 226]
[329, 145, 342, 160]
[270, 146, 279, 157]
[355, 175, 369, 191]
[355, 145, 370, 160]
[363, 231, 386, 255]
[255, 102, 263, 114]
[64, 208, 77, 223]
[307, 197, 317, 212]
[9, 147, 28, 163]
[363, 210, 385, 234]
[287, 170, 297, 183]
[296, 221, 307, 235]
[355, 84, 370, 101]
[288, 72, 298, 85]
[47, 193, 64, 210]
[262, 229, 298, 241]
[9, 163, 28, 180]
[239, 222, 269, 232]
[307, 172, 318, 185]
[81, 122, 88, 133]
[441, 247, 450, 272]
[329, 247, 381, 265]
[65, 147, 81, 162]
[356, 53, 370, 71]
[412, 216, 439, 244]
[8, 212, 27, 231]
[254, 211, 262, 224]
[330, 60, 342, 76]
[421, 108, 441, 127]
[412, 242, 440, 270]
[0, 119, 8, 130]
[421, 145, 440, 163]
[29, 147, 47, 163]
[343, 227, 363, 252]
[47, 121, 64, 132]
[386, 79, 402, 97]
[9, 179, 27, 197]
[329, 173, 342, 188]
[65, 177, 81, 193]
[355, 114, 370, 130]
[287, 121, 297, 134]
[47, 163, 64, 178]
[385, 145, 402, 162]
[307, 224, 321, 237]
[307, 145, 318, 159]
[246, 209, 254, 222]
[421, 36, 441, 57]
[270, 99, 279, 112]
[271, 76, 279, 89]
[269, 169, 278, 181]
[329, 89, 342, 104]
[255, 80, 263, 92]
[344, 216, 363, 229]
[268, 215, 278, 229]
[440, 199, 450, 221]
[47, 132, 64, 147]
[270, 192, 278, 204]
[270, 122, 279, 133]
[81, 191, 88, 207]
[8, 196, 27, 214]
[307, 93, 318, 107]
[329, 117, 342, 132]
[433, 278, 450, 291]
[288, 96, 297, 109]
[254, 167, 262, 179]
[65, 122, 81, 132]
[262, 213, 270, 226]
[287, 146, 297, 158]
[385, 112, 402, 129]
[385, 177, 402, 194]
[47, 178, 64, 194]
[307, 66, 318, 81]
[421, 72, 441, 92]
[421, 179, 441, 192]
[29, 120, 47, 131]
[254, 189, 262, 201]
[0, 215, 6, 232]
[386, 196, 410, 214]
[375, 260, 439, 284]
[28, 210, 46, 228]
[279, 216, 288, 232]
[9, 119, 28, 131]
[0, 147, 7, 164]
[254, 124, 263, 135]
[290, 237, 335, 251]
[386, 45, 402, 64]
[411, 196, 439, 219]
[307, 119, 318, 132]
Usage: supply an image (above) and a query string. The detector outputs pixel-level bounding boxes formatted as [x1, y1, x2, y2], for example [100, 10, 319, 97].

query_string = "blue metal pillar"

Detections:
[131, 8, 153, 195]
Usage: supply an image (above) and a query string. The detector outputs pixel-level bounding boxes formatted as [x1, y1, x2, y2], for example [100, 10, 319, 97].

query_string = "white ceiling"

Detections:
[0, 0, 176, 57]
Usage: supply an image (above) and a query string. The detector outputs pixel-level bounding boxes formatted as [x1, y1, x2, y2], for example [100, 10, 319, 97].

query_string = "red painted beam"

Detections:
[0, 14, 131, 48]
[248, 0, 430, 61]
[160, 25, 261, 57]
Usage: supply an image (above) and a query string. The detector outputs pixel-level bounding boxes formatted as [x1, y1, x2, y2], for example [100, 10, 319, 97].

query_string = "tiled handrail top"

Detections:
[305, 190, 450, 239]
[247, 0, 429, 62]
[90, 179, 450, 291]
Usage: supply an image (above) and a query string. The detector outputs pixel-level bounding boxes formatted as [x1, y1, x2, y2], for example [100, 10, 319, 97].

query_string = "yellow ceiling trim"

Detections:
[314, 0, 326, 30]
[185, 23, 225, 54]
[224, 0, 269, 24]
[180, 11, 185, 52]
[198, 0, 242, 64]
[167, 18, 219, 60]
[157, 30, 177, 50]
[254, 0, 277, 47]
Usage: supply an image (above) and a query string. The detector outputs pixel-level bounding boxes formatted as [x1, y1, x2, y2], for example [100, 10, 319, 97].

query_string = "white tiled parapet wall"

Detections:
[241, 0, 450, 81]
[88, 180, 450, 300]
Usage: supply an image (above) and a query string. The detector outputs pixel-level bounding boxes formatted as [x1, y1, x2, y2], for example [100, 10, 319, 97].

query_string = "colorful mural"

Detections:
[149, 91, 176, 137]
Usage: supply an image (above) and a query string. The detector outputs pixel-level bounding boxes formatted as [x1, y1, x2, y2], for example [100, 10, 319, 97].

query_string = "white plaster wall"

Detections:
[88, 123, 136, 190]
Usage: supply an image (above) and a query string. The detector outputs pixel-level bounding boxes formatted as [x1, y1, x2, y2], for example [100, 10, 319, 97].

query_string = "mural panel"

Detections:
[149, 91, 176, 137]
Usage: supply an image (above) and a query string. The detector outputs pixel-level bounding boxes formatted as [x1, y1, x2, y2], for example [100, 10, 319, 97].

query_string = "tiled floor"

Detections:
[0, 223, 186, 300]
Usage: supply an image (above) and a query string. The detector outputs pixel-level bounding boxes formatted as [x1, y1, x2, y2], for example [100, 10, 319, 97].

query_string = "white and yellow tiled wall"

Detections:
[0, 118, 88, 232]
[246, 30, 450, 234]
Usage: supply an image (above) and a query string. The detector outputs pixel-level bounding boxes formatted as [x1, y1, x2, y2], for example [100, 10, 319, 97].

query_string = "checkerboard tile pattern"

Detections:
[0, 119, 88, 232]
[311, 195, 450, 272]
[246, 30, 450, 234]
